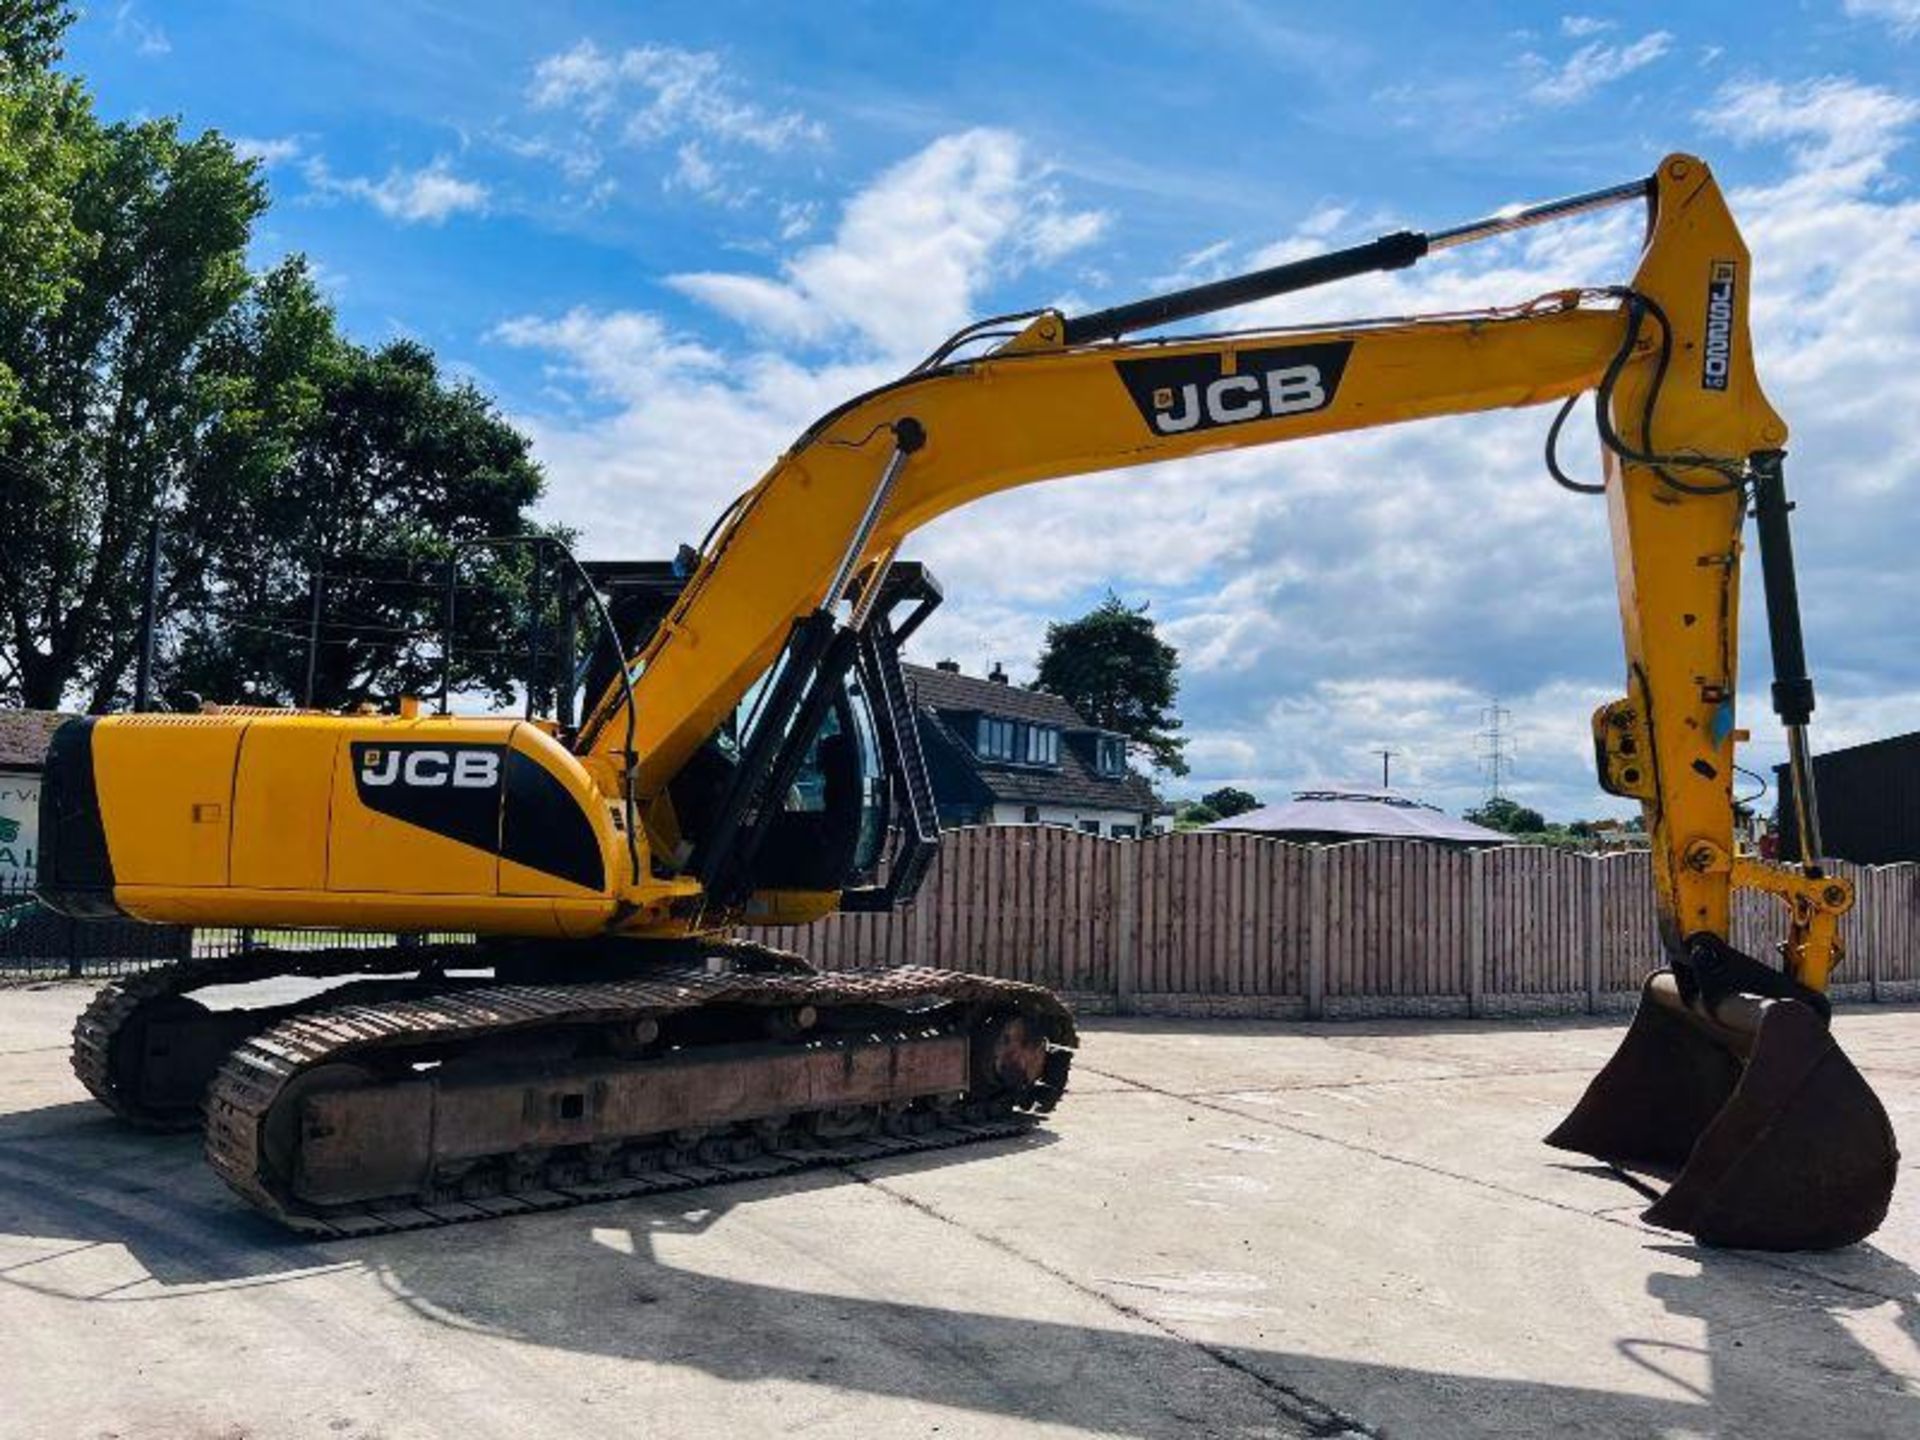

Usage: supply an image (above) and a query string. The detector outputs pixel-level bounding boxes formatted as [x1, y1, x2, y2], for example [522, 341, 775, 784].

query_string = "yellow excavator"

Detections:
[38, 154, 1897, 1248]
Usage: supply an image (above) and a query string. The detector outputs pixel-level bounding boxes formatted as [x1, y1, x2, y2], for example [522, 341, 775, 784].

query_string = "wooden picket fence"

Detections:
[750, 827, 1920, 1019]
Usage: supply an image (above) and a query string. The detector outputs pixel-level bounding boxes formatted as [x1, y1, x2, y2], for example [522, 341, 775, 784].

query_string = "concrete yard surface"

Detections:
[1, 982, 1916, 1439]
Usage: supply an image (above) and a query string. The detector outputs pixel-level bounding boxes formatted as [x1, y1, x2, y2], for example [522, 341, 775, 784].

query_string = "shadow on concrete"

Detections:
[1078, 1013, 1637, 1041]
[3, 1096, 1917, 1437]
[0, 1101, 337, 1289]
[1078, 1002, 1920, 1042]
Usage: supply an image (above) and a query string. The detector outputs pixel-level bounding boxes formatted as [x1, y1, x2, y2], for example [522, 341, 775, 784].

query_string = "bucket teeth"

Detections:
[1548, 969, 1899, 1251]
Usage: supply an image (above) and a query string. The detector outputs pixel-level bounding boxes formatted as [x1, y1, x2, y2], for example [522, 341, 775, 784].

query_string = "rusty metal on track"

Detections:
[201, 964, 1076, 1236]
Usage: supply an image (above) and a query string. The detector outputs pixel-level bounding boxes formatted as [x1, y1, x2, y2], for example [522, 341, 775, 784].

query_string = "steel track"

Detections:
[72, 947, 1076, 1237]
[205, 964, 1075, 1236]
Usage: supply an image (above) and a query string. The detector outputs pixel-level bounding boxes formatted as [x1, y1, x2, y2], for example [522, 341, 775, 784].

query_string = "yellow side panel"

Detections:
[325, 720, 505, 897]
[231, 723, 338, 890]
[500, 856, 586, 898]
[93, 718, 239, 888]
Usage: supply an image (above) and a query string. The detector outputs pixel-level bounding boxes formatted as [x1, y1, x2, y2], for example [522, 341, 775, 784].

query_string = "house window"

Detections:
[1110, 823, 1137, 839]
[1078, 820, 1101, 835]
[972, 716, 1060, 766]
[1023, 805, 1041, 824]
[1096, 736, 1126, 776]
[975, 715, 1018, 760]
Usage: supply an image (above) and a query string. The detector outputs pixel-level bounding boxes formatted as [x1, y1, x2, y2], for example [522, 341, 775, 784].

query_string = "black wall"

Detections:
[1776, 731, 1920, 865]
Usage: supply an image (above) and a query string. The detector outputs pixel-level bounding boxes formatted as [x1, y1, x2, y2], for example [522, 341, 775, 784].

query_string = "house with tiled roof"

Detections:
[905, 662, 1165, 837]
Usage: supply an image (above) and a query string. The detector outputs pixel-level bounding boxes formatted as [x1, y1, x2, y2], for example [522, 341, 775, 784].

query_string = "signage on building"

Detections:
[0, 773, 39, 881]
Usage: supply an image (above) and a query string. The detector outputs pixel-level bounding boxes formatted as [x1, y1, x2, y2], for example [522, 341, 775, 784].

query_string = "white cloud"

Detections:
[112, 2, 170, 57]
[668, 129, 1106, 356]
[490, 309, 725, 404]
[1156, 238, 1237, 289]
[490, 306, 890, 560]
[1524, 29, 1671, 105]
[521, 41, 823, 215]
[1024, 202, 1111, 263]
[1560, 15, 1615, 38]
[1844, 0, 1920, 39]
[491, 98, 1920, 818]
[1702, 75, 1919, 178]
[530, 41, 824, 152]
[232, 135, 302, 167]
[528, 40, 620, 117]
[777, 199, 819, 241]
[304, 158, 489, 225]
[669, 141, 723, 199]
[665, 271, 828, 341]
[494, 131, 603, 185]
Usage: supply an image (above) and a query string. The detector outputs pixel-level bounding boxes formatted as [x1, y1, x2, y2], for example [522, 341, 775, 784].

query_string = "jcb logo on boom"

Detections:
[1149, 365, 1327, 434]
[357, 745, 500, 790]
[1113, 340, 1354, 439]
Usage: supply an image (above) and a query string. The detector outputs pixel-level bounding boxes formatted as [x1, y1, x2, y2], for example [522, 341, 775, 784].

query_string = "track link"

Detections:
[71, 943, 477, 1128]
[204, 965, 1076, 1237]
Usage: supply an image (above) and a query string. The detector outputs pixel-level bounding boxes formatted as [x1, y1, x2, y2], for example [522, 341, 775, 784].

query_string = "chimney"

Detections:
[935, 658, 961, 673]
[988, 662, 1008, 684]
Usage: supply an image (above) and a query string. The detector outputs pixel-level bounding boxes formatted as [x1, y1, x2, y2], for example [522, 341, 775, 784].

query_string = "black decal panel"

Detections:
[36, 717, 124, 917]
[502, 750, 606, 892]
[350, 742, 503, 854]
[1114, 341, 1353, 437]
[1701, 260, 1736, 391]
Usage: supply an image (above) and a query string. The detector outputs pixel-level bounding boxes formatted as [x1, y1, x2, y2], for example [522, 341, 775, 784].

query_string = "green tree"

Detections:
[0, 4, 91, 460]
[1201, 785, 1259, 818]
[0, 5, 266, 709]
[0, 1, 70, 73]
[1032, 593, 1187, 775]
[0, 9, 550, 713]
[1466, 796, 1548, 835]
[1173, 800, 1220, 830]
[166, 266, 550, 709]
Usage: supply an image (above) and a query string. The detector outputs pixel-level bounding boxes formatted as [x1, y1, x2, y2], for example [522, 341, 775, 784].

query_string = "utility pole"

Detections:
[302, 565, 325, 708]
[1374, 749, 1397, 788]
[555, 566, 577, 730]
[439, 555, 457, 716]
[1478, 700, 1514, 801]
[133, 517, 163, 712]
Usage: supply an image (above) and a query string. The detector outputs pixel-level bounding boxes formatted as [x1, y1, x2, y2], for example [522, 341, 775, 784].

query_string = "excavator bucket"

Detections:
[1548, 971, 1898, 1250]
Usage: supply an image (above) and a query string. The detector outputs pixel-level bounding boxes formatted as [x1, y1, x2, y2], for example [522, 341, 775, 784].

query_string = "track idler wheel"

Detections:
[1548, 958, 1899, 1251]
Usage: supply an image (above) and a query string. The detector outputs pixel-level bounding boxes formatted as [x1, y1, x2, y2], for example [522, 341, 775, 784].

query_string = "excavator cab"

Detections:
[573, 553, 943, 920]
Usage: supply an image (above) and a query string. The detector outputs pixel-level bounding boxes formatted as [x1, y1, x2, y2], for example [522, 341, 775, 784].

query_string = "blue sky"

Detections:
[64, 2, 1920, 818]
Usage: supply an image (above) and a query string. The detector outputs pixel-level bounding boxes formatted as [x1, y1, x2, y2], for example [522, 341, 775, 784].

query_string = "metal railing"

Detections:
[0, 873, 476, 978]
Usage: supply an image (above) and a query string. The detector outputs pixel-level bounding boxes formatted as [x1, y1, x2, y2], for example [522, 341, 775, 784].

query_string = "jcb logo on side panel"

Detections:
[358, 746, 501, 789]
[349, 741, 505, 854]
[1114, 341, 1354, 438]
[1702, 260, 1737, 392]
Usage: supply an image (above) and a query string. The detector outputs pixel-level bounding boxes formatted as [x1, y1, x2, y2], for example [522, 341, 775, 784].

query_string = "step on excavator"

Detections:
[38, 154, 1897, 1247]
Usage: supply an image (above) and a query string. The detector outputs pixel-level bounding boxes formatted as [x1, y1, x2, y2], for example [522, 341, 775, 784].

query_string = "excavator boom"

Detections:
[37, 154, 1895, 1246]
